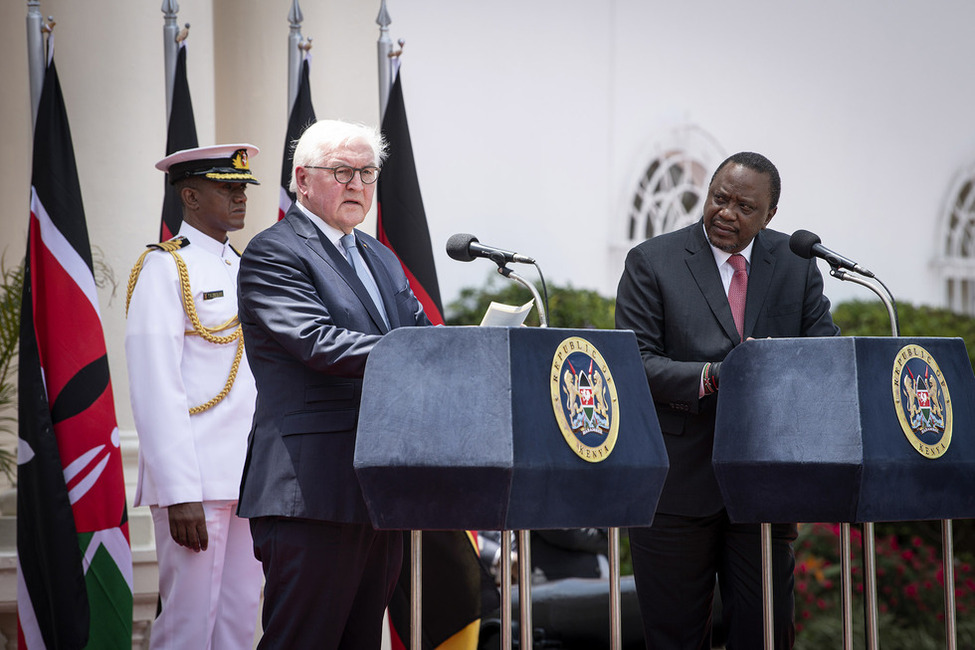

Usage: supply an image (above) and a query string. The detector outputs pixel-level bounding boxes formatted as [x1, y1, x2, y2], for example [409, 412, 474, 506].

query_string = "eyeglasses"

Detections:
[304, 165, 380, 185]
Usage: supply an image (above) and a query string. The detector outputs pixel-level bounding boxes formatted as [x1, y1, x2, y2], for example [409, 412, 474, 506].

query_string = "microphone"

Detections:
[445, 233, 535, 265]
[789, 229, 875, 278]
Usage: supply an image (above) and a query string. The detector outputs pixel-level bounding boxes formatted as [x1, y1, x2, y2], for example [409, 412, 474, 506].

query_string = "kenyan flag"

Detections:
[18, 46, 132, 649]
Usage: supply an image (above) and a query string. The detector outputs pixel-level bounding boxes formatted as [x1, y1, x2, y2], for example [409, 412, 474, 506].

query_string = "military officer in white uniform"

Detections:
[125, 144, 263, 649]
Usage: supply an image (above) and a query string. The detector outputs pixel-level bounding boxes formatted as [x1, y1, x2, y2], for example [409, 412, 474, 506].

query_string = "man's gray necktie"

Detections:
[341, 233, 389, 328]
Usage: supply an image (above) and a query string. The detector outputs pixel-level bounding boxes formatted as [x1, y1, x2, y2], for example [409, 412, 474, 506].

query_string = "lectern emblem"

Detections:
[550, 337, 619, 463]
[891, 344, 952, 458]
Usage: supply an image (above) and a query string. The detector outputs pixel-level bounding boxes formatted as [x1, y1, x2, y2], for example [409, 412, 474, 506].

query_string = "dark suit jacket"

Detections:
[236, 204, 430, 524]
[615, 220, 839, 517]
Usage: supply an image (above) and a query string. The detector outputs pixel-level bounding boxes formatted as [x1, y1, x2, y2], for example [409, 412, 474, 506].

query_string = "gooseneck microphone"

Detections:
[789, 229, 875, 278]
[445, 233, 535, 265]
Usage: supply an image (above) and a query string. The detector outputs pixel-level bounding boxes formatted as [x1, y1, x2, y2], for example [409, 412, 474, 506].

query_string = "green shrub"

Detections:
[0, 260, 23, 483]
[832, 300, 975, 369]
[795, 522, 975, 648]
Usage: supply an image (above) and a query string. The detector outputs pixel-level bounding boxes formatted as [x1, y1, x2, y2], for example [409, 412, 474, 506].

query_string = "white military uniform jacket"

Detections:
[125, 222, 256, 508]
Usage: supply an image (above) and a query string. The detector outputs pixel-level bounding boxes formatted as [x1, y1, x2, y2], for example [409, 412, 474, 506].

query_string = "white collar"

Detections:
[295, 201, 347, 251]
[177, 222, 233, 258]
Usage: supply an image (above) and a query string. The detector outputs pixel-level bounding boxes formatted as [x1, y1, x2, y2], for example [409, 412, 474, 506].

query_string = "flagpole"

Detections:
[26, 0, 45, 128]
[376, 0, 393, 118]
[162, 0, 180, 121]
[287, 0, 305, 115]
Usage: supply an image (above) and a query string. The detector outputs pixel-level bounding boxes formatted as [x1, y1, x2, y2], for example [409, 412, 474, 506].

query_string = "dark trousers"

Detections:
[629, 511, 797, 650]
[250, 517, 403, 650]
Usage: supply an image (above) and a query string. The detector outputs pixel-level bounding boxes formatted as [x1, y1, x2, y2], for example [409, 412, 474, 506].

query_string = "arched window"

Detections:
[607, 126, 725, 294]
[938, 167, 975, 314]
[623, 126, 724, 246]
[628, 153, 708, 241]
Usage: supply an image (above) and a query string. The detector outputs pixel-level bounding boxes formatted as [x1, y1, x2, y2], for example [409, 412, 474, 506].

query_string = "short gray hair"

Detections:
[288, 119, 388, 194]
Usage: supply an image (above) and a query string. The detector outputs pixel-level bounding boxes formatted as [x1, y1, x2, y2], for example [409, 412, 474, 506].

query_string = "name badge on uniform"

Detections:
[203, 290, 224, 300]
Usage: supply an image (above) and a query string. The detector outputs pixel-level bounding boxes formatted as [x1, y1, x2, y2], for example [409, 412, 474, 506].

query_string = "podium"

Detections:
[713, 336, 975, 648]
[354, 326, 668, 649]
[355, 326, 668, 531]
[713, 336, 975, 523]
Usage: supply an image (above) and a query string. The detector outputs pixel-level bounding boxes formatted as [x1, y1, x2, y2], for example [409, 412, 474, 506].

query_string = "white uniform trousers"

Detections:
[150, 500, 263, 650]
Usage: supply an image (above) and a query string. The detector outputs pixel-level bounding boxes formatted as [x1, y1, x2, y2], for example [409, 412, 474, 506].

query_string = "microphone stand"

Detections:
[495, 262, 548, 327]
[830, 268, 899, 337]
[829, 267, 957, 650]
[493, 258, 546, 650]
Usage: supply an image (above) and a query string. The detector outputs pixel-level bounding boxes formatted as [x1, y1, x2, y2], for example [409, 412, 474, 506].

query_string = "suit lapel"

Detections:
[285, 208, 390, 333]
[684, 222, 741, 344]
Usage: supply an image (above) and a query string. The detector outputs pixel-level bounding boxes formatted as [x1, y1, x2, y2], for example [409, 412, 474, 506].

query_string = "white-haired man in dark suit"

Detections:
[237, 119, 430, 649]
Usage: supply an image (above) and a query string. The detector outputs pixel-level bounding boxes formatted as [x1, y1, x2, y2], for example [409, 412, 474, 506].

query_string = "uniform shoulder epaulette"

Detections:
[147, 236, 191, 252]
[126, 236, 190, 315]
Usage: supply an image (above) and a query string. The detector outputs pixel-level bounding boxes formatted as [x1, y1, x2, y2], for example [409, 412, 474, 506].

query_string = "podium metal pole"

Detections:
[943, 520, 957, 649]
[502, 532, 513, 650]
[609, 528, 621, 650]
[839, 523, 854, 650]
[862, 522, 880, 650]
[761, 523, 773, 650]
[410, 530, 422, 650]
[517, 530, 533, 650]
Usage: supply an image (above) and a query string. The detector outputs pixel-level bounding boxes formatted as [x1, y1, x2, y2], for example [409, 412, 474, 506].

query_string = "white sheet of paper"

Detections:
[479, 300, 534, 327]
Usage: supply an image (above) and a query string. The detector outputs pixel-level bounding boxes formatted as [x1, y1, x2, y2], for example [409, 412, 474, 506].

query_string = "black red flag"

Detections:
[379, 67, 495, 650]
[377, 69, 444, 325]
[388, 531, 495, 650]
[160, 42, 198, 241]
[18, 49, 132, 649]
[280, 55, 316, 221]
